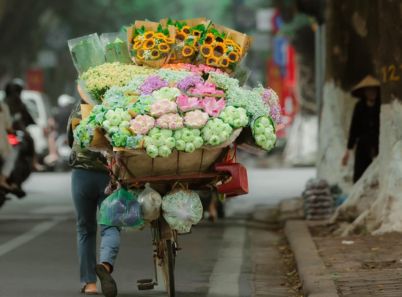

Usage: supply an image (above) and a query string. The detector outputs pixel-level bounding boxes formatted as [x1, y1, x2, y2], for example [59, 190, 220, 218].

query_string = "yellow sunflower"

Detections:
[176, 32, 187, 42]
[213, 42, 226, 58]
[233, 43, 242, 54]
[228, 51, 239, 63]
[182, 45, 195, 57]
[204, 33, 215, 45]
[151, 49, 161, 59]
[155, 33, 166, 40]
[133, 41, 143, 50]
[192, 30, 202, 37]
[143, 39, 155, 49]
[224, 39, 236, 46]
[219, 56, 230, 67]
[181, 26, 191, 35]
[158, 43, 170, 53]
[165, 37, 175, 44]
[136, 49, 145, 59]
[206, 57, 218, 66]
[200, 44, 213, 58]
[144, 31, 154, 39]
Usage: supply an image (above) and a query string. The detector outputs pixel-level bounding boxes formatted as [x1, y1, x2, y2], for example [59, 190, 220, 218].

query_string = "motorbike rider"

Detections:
[4, 79, 43, 171]
[0, 98, 18, 191]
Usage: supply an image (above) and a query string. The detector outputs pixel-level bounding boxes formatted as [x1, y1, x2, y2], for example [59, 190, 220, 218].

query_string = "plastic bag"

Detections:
[138, 184, 162, 222]
[99, 188, 144, 228]
[162, 189, 203, 233]
[68, 33, 105, 74]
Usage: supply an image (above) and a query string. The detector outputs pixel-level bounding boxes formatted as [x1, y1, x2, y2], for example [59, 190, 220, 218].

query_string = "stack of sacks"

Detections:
[303, 179, 334, 220]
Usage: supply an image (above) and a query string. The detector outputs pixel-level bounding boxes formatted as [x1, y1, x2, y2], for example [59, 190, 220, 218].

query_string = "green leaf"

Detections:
[163, 28, 169, 35]
[167, 18, 175, 26]
[157, 24, 163, 33]
[210, 28, 220, 36]
[192, 24, 206, 32]
[176, 22, 186, 30]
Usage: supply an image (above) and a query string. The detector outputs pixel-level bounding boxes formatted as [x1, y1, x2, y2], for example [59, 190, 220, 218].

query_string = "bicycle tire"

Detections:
[161, 239, 175, 297]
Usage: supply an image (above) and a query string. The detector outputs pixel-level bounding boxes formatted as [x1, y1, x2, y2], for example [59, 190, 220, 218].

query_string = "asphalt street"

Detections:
[0, 168, 314, 297]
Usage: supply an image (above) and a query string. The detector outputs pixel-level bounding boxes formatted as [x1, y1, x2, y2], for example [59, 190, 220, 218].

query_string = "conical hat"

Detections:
[351, 75, 380, 97]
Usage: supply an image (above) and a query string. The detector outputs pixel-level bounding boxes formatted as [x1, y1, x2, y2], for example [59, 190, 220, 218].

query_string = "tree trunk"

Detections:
[326, 0, 402, 234]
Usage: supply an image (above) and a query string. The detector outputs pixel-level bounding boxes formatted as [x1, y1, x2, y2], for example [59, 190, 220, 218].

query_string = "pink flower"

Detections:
[188, 82, 225, 97]
[156, 113, 184, 130]
[130, 115, 155, 135]
[200, 97, 226, 117]
[150, 99, 177, 117]
[184, 110, 209, 128]
[176, 94, 201, 112]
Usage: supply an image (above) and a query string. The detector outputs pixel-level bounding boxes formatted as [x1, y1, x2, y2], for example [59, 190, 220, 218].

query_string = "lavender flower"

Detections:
[139, 75, 168, 95]
[270, 105, 282, 124]
[177, 75, 203, 91]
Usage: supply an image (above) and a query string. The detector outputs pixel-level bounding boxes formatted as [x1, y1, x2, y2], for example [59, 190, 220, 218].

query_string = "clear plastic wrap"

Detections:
[100, 32, 132, 64]
[162, 188, 203, 233]
[68, 33, 105, 74]
[138, 183, 162, 222]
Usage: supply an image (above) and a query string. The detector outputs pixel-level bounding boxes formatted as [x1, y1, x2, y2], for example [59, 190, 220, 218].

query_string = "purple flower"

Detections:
[177, 75, 203, 91]
[270, 105, 282, 124]
[139, 75, 168, 95]
[262, 89, 272, 105]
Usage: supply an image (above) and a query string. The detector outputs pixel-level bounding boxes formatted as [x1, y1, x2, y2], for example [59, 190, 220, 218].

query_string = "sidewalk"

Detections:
[249, 208, 303, 297]
[312, 226, 402, 296]
[286, 219, 402, 297]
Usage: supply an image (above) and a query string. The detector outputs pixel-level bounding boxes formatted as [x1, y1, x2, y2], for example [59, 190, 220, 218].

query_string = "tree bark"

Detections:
[326, 0, 402, 234]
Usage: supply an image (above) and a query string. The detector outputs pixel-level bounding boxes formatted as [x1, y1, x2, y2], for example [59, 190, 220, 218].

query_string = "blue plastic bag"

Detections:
[99, 188, 144, 228]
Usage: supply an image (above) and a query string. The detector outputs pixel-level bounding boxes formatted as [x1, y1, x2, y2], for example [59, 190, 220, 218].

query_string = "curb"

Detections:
[285, 220, 338, 297]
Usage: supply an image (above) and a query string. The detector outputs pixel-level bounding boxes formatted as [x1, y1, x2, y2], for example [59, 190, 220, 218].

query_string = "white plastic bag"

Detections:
[162, 189, 203, 233]
[138, 184, 162, 222]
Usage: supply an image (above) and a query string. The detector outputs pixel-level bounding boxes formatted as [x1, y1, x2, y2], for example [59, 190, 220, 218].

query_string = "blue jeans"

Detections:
[71, 169, 121, 284]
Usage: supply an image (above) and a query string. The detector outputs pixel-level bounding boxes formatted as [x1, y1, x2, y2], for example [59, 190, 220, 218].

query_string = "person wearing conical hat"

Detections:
[342, 75, 381, 183]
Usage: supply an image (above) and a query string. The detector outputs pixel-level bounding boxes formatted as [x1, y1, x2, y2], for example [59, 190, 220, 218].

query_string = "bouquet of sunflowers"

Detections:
[197, 24, 250, 71]
[128, 21, 176, 68]
[161, 18, 210, 64]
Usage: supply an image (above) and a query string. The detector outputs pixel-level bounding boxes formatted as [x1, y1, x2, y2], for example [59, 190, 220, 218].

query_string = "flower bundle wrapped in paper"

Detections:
[196, 24, 251, 72]
[127, 20, 176, 68]
[161, 18, 210, 64]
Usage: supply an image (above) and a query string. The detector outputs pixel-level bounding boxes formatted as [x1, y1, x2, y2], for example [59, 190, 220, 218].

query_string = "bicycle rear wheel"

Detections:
[161, 239, 175, 297]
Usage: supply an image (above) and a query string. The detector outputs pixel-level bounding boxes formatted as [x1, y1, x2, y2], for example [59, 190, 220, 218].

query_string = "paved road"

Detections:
[0, 168, 314, 297]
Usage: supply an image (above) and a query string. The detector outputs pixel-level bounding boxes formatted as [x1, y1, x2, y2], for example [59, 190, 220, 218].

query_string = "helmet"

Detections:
[57, 94, 76, 107]
[5, 78, 24, 96]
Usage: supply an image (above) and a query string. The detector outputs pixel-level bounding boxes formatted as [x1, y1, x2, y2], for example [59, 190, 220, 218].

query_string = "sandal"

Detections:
[81, 284, 98, 295]
[95, 264, 117, 297]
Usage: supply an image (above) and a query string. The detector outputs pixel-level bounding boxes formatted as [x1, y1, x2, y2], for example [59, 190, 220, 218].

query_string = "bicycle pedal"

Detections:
[137, 282, 155, 290]
[137, 278, 153, 284]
